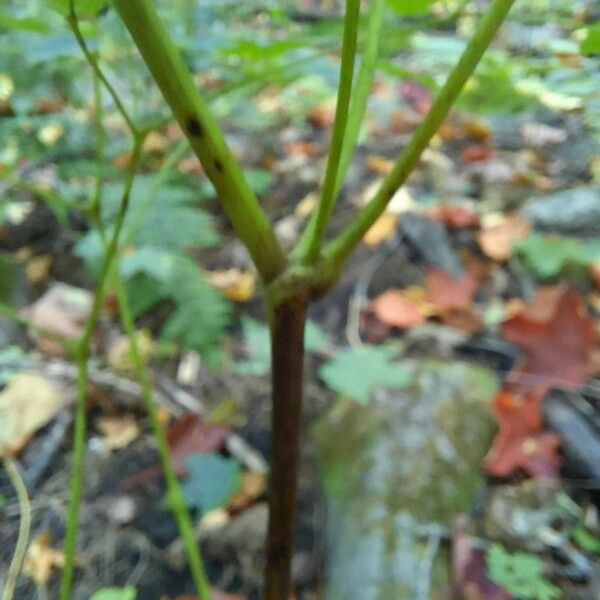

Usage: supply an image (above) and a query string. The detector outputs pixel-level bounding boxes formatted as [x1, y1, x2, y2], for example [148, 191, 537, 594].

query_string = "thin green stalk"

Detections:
[90, 71, 105, 224]
[318, 0, 516, 289]
[112, 0, 285, 283]
[2, 459, 31, 600]
[67, 3, 138, 135]
[59, 135, 145, 600]
[294, 0, 385, 262]
[112, 273, 212, 600]
[298, 0, 361, 265]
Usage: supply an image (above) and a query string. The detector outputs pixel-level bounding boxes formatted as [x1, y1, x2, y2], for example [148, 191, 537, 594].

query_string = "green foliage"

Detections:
[234, 316, 329, 376]
[571, 526, 600, 554]
[319, 345, 411, 405]
[516, 233, 600, 279]
[89, 587, 137, 600]
[76, 173, 231, 364]
[49, 0, 108, 17]
[581, 23, 600, 56]
[388, 0, 435, 17]
[181, 453, 242, 514]
[486, 544, 560, 600]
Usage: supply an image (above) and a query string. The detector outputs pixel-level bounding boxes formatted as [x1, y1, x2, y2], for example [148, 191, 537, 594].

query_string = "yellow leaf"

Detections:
[23, 532, 65, 585]
[96, 415, 141, 450]
[207, 269, 256, 302]
[0, 374, 62, 458]
[366, 155, 394, 174]
[107, 330, 155, 372]
[362, 212, 398, 248]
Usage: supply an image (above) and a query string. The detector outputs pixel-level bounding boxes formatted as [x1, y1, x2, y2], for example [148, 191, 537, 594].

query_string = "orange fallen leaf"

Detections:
[477, 214, 531, 262]
[23, 532, 65, 585]
[285, 141, 319, 157]
[426, 262, 481, 311]
[369, 289, 426, 329]
[366, 155, 394, 175]
[228, 471, 267, 511]
[362, 212, 398, 247]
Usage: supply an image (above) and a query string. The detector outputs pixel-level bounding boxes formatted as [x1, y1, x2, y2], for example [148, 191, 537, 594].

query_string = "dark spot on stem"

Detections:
[186, 118, 203, 137]
[214, 159, 224, 173]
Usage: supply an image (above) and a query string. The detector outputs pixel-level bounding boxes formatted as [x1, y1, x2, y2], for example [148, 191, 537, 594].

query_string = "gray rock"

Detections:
[520, 187, 600, 236]
[313, 360, 499, 600]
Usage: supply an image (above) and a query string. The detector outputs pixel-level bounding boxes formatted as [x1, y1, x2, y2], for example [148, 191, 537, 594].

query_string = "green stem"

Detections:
[112, 273, 212, 600]
[59, 136, 145, 600]
[297, 0, 361, 265]
[112, 0, 286, 283]
[318, 0, 516, 289]
[2, 459, 31, 600]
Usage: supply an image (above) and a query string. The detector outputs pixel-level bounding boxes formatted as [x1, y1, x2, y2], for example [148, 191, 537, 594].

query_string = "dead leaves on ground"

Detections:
[23, 532, 66, 585]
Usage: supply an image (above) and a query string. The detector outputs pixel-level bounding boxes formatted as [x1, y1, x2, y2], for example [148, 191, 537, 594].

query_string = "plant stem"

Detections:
[264, 293, 309, 600]
[318, 0, 516, 288]
[59, 136, 144, 600]
[112, 0, 286, 283]
[113, 273, 212, 600]
[2, 459, 31, 600]
[297, 0, 361, 265]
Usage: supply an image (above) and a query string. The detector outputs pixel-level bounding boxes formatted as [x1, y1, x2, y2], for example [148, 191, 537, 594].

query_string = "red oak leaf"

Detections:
[501, 287, 597, 390]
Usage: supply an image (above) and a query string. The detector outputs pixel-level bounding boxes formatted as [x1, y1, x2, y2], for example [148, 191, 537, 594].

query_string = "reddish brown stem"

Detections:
[265, 293, 309, 600]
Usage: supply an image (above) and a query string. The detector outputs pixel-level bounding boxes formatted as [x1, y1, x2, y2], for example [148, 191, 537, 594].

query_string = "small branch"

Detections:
[113, 273, 213, 600]
[317, 0, 516, 289]
[2, 459, 31, 600]
[112, 0, 286, 283]
[296, 0, 361, 265]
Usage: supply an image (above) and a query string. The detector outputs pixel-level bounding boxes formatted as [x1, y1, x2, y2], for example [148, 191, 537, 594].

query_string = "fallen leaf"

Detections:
[461, 144, 495, 163]
[23, 532, 65, 585]
[501, 287, 597, 389]
[0, 373, 62, 457]
[484, 390, 561, 478]
[21, 283, 92, 355]
[207, 269, 256, 302]
[294, 192, 318, 218]
[107, 330, 155, 372]
[369, 289, 426, 329]
[590, 263, 600, 290]
[426, 262, 481, 311]
[426, 204, 480, 230]
[228, 471, 267, 511]
[97, 415, 141, 450]
[168, 413, 229, 476]
[477, 214, 531, 262]
[461, 119, 492, 142]
[362, 212, 398, 247]
[366, 155, 394, 175]
[309, 101, 336, 128]
[285, 141, 319, 157]
[25, 254, 53, 285]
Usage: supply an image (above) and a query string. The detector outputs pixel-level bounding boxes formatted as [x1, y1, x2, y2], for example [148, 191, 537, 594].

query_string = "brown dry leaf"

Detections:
[207, 269, 256, 302]
[0, 373, 62, 458]
[426, 262, 481, 311]
[461, 119, 492, 142]
[25, 255, 53, 285]
[426, 204, 480, 230]
[366, 155, 394, 175]
[21, 283, 92, 355]
[362, 212, 398, 247]
[107, 330, 155, 372]
[591, 263, 600, 291]
[309, 101, 336, 129]
[97, 415, 141, 450]
[369, 289, 426, 329]
[228, 471, 267, 511]
[23, 532, 65, 585]
[477, 214, 531, 262]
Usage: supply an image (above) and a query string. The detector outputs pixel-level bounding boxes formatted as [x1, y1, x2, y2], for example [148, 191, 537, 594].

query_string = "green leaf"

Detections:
[572, 526, 600, 554]
[487, 543, 560, 600]
[49, 0, 108, 17]
[516, 233, 600, 279]
[181, 453, 242, 513]
[244, 168, 274, 196]
[89, 587, 137, 600]
[581, 23, 600, 56]
[234, 317, 329, 376]
[320, 345, 411, 405]
[387, 0, 435, 16]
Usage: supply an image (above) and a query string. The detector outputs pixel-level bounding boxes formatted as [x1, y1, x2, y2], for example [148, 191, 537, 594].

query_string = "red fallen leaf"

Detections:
[426, 262, 481, 311]
[484, 390, 561, 478]
[453, 516, 512, 600]
[461, 144, 496, 163]
[426, 204, 480, 230]
[369, 289, 426, 329]
[501, 287, 597, 390]
[167, 413, 229, 476]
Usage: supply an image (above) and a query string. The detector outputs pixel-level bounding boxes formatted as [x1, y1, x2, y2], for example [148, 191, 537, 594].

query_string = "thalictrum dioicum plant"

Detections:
[47, 0, 517, 599]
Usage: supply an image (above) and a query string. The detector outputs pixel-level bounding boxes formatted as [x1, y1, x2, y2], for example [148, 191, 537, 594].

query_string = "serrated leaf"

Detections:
[181, 453, 242, 513]
[516, 233, 600, 279]
[234, 317, 329, 376]
[320, 345, 411, 405]
[89, 587, 137, 600]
